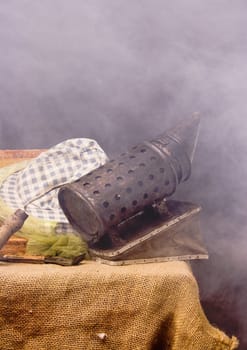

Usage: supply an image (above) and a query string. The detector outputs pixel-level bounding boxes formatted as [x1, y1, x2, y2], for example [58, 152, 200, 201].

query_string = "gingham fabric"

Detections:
[0, 139, 108, 224]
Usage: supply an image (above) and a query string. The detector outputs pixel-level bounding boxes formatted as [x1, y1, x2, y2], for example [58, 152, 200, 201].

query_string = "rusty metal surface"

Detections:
[58, 116, 200, 245]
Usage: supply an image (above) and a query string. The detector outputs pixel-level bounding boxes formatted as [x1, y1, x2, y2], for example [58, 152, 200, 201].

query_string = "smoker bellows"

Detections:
[58, 115, 200, 245]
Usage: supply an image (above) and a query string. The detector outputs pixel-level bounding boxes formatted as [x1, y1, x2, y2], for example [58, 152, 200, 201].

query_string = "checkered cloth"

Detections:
[0, 139, 108, 225]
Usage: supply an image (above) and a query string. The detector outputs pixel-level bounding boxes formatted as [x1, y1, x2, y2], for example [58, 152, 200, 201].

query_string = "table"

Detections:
[0, 260, 238, 350]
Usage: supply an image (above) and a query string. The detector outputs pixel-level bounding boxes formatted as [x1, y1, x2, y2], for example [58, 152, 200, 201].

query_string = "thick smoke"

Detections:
[0, 1, 246, 346]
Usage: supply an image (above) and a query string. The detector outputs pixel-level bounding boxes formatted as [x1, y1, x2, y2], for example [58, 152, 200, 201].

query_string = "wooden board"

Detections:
[0, 149, 44, 167]
[0, 149, 44, 256]
[0, 237, 27, 256]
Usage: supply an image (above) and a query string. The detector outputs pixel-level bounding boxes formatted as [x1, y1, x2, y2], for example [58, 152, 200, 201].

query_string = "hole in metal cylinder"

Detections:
[103, 201, 109, 208]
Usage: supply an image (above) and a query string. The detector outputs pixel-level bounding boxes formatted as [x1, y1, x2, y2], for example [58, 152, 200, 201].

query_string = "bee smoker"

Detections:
[58, 115, 208, 264]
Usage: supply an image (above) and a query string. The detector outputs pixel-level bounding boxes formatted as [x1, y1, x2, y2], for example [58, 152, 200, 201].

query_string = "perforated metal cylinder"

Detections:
[58, 116, 199, 245]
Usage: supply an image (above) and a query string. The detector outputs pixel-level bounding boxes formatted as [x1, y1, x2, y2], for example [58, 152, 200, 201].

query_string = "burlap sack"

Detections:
[0, 261, 238, 350]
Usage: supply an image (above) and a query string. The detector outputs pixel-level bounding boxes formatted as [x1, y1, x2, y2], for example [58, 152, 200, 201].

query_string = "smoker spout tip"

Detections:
[187, 113, 201, 162]
[168, 113, 201, 163]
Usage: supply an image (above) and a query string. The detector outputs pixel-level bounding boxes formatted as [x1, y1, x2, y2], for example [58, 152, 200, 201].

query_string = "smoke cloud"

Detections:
[0, 0, 246, 346]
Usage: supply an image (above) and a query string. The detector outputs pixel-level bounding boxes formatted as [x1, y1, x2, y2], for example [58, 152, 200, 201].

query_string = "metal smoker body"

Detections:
[58, 116, 201, 247]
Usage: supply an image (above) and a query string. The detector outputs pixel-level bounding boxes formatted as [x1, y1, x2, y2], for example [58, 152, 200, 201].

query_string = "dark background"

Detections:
[0, 1, 246, 347]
